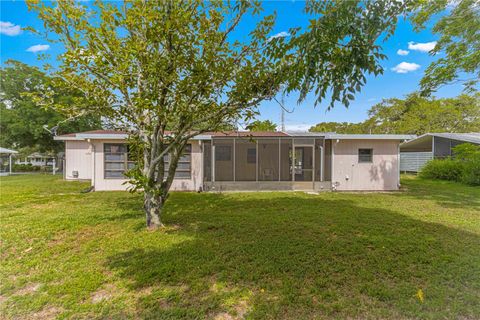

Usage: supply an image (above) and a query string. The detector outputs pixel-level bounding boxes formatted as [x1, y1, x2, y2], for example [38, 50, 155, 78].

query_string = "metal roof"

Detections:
[0, 147, 18, 154]
[325, 134, 416, 140]
[401, 132, 480, 148]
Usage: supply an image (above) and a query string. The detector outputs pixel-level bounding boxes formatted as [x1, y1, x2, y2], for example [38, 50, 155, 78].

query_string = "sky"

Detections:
[0, 1, 465, 131]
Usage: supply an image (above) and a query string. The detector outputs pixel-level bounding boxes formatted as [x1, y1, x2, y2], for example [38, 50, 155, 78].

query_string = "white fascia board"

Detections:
[326, 134, 416, 140]
[76, 133, 129, 140]
[53, 136, 83, 141]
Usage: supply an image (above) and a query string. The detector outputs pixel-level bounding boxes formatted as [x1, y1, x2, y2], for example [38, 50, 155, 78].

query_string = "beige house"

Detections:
[55, 130, 414, 192]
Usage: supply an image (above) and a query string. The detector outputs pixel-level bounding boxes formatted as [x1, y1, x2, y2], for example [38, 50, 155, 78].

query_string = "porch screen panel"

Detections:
[203, 141, 212, 182]
[315, 139, 323, 181]
[214, 139, 233, 181]
[258, 139, 279, 181]
[280, 139, 292, 181]
[235, 139, 256, 181]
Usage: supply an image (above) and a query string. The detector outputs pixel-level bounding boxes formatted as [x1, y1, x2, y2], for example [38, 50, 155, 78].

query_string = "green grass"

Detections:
[1, 174, 479, 319]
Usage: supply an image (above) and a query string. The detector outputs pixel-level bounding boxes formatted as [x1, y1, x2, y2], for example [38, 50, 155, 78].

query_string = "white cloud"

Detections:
[0, 21, 21, 36]
[268, 31, 290, 42]
[391, 62, 421, 74]
[26, 44, 50, 53]
[283, 123, 313, 132]
[397, 49, 409, 56]
[408, 41, 437, 53]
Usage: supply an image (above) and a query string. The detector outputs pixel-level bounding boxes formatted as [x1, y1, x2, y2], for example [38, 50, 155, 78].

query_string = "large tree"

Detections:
[28, 0, 412, 229]
[246, 120, 277, 132]
[0, 60, 101, 154]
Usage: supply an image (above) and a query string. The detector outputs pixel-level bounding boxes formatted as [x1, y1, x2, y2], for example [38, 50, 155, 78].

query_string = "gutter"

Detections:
[87, 139, 96, 190]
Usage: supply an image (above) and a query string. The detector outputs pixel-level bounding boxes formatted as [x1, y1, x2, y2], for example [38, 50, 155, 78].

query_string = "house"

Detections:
[0, 147, 18, 176]
[400, 133, 480, 172]
[16, 152, 55, 167]
[54, 130, 414, 192]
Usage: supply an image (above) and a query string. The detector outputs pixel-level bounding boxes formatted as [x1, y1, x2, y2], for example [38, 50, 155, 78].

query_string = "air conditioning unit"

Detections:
[72, 170, 79, 178]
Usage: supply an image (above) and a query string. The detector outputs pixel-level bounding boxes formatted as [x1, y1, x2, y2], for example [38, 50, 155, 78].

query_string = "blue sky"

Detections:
[1, 1, 464, 131]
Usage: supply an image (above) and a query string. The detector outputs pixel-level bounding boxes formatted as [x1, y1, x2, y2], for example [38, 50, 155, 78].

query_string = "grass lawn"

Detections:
[1, 175, 479, 319]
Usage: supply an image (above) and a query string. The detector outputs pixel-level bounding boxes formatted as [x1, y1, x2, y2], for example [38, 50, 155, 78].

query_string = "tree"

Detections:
[0, 60, 101, 154]
[246, 120, 277, 132]
[309, 94, 480, 135]
[28, 0, 411, 229]
[411, 0, 480, 95]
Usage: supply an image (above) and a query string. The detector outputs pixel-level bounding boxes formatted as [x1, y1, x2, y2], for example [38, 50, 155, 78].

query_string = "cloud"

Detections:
[391, 62, 421, 74]
[26, 44, 50, 53]
[408, 41, 437, 53]
[367, 98, 377, 102]
[397, 49, 409, 56]
[0, 21, 21, 36]
[283, 123, 313, 132]
[268, 31, 290, 42]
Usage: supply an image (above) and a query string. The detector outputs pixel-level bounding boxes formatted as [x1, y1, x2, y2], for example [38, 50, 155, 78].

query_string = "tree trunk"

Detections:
[144, 191, 164, 229]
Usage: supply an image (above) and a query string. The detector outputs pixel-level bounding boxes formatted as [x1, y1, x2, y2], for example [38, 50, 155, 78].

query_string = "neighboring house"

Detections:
[400, 133, 480, 172]
[16, 152, 55, 167]
[55, 130, 414, 192]
[0, 147, 18, 176]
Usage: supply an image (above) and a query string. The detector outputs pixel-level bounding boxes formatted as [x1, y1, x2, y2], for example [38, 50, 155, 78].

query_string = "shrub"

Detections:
[419, 159, 464, 181]
[12, 164, 41, 172]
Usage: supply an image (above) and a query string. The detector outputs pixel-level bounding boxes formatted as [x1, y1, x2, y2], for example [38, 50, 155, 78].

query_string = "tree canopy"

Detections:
[0, 60, 101, 154]
[310, 94, 480, 135]
[411, 0, 480, 95]
[246, 120, 277, 132]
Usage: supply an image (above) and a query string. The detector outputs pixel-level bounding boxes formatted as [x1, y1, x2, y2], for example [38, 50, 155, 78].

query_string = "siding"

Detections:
[65, 140, 92, 180]
[332, 140, 400, 191]
[400, 152, 433, 172]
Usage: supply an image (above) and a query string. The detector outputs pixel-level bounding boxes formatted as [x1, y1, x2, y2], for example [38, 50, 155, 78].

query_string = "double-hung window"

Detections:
[104, 144, 135, 178]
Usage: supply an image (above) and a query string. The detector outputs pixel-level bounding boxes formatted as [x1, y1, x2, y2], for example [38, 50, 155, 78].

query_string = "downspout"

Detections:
[331, 139, 338, 191]
[88, 139, 95, 189]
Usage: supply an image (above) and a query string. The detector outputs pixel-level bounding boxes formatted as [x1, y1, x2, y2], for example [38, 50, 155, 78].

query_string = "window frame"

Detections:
[358, 148, 373, 163]
[215, 145, 232, 162]
[246, 148, 256, 164]
[164, 144, 192, 180]
[104, 143, 135, 179]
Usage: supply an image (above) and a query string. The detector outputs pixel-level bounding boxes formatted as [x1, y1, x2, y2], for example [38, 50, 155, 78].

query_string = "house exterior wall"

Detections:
[91, 139, 202, 191]
[65, 140, 92, 180]
[331, 139, 399, 191]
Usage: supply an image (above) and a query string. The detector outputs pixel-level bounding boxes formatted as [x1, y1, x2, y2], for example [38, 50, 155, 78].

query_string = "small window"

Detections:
[247, 148, 256, 164]
[215, 146, 231, 161]
[358, 149, 373, 163]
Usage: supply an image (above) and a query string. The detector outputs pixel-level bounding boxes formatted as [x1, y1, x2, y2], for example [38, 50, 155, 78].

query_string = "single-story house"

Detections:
[400, 133, 480, 172]
[55, 130, 414, 192]
[0, 147, 18, 176]
[16, 152, 55, 167]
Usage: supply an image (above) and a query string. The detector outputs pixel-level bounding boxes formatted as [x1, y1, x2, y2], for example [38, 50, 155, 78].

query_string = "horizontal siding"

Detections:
[400, 152, 432, 172]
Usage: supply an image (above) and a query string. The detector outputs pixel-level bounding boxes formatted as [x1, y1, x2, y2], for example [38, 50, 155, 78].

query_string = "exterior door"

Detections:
[294, 146, 313, 181]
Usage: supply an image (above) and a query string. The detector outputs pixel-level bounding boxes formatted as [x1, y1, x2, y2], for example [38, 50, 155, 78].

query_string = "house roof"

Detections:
[54, 129, 418, 142]
[401, 132, 480, 149]
[0, 147, 18, 154]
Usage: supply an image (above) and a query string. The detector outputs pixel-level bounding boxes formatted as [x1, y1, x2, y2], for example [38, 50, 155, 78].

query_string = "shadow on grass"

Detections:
[400, 176, 480, 210]
[106, 193, 480, 319]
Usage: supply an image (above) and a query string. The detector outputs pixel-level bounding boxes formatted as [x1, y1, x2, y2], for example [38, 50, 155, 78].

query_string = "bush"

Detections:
[420, 143, 480, 186]
[12, 163, 41, 172]
[419, 159, 464, 181]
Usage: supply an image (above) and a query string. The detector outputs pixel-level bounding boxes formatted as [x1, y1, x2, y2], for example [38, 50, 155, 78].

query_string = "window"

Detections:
[164, 144, 191, 179]
[215, 145, 231, 161]
[247, 148, 256, 164]
[104, 144, 135, 179]
[358, 149, 373, 163]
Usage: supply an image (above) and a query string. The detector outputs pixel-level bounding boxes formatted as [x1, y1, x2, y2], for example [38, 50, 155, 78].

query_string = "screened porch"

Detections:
[202, 137, 332, 191]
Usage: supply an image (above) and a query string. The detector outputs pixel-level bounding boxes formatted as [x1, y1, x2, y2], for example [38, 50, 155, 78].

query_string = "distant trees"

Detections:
[246, 120, 277, 132]
[0, 60, 102, 154]
[310, 94, 480, 135]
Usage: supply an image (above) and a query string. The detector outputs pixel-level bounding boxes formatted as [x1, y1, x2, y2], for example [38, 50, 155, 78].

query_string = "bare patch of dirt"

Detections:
[91, 284, 118, 304]
[14, 283, 41, 296]
[25, 306, 63, 320]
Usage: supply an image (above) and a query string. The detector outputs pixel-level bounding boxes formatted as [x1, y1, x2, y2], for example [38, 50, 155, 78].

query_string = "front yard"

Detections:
[0, 175, 479, 319]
